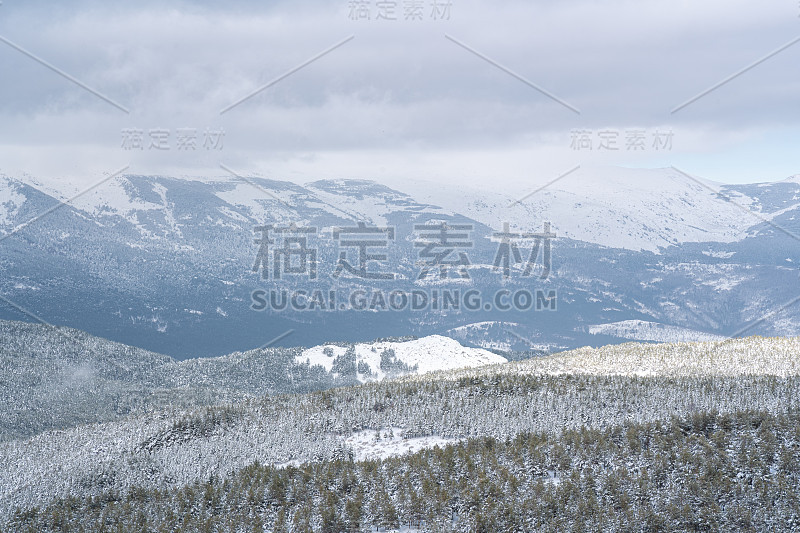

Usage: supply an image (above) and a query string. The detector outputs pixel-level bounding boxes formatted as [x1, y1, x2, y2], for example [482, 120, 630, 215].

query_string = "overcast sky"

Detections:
[0, 0, 798, 189]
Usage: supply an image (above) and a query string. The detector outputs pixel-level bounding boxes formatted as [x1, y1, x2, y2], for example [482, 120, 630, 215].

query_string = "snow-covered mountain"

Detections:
[1, 167, 799, 357]
[389, 167, 794, 252]
[11, 167, 800, 252]
[296, 335, 507, 383]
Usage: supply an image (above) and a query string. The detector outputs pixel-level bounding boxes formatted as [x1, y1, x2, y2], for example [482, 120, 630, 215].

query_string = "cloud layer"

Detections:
[0, 0, 798, 186]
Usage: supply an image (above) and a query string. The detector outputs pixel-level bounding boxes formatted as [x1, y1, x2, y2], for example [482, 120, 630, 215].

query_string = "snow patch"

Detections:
[342, 427, 457, 461]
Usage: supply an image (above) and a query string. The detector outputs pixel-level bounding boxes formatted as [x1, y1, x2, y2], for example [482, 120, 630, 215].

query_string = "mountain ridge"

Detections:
[1, 166, 799, 357]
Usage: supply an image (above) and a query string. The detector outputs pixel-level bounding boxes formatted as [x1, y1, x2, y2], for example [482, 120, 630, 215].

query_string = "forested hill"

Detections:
[0, 320, 503, 442]
[12, 409, 800, 532]
[2, 335, 800, 528]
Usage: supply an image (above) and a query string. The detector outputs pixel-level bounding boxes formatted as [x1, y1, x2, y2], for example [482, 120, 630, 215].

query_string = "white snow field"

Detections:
[295, 335, 508, 382]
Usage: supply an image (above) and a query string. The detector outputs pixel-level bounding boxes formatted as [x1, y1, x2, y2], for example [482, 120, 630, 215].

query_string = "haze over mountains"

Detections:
[1, 166, 798, 357]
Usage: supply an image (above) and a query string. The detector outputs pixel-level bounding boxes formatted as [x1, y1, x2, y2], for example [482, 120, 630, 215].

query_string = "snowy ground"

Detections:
[341, 428, 457, 462]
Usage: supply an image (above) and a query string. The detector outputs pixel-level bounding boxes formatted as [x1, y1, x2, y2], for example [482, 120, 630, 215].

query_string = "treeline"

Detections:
[9, 409, 800, 532]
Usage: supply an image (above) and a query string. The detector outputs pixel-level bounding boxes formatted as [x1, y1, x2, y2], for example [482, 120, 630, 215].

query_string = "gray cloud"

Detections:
[0, 0, 797, 184]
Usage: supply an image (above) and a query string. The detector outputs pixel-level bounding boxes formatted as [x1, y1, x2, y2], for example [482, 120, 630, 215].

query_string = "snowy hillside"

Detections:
[427, 336, 800, 380]
[2, 335, 799, 518]
[588, 319, 727, 343]
[0, 176, 25, 228]
[342, 428, 457, 462]
[296, 335, 508, 382]
[391, 167, 791, 252]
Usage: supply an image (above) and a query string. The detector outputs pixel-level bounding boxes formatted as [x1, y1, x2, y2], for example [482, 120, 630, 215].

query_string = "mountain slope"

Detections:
[11, 410, 799, 532]
[419, 335, 800, 380]
[1, 335, 798, 517]
[0, 320, 502, 441]
[389, 167, 799, 251]
[2, 168, 800, 357]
